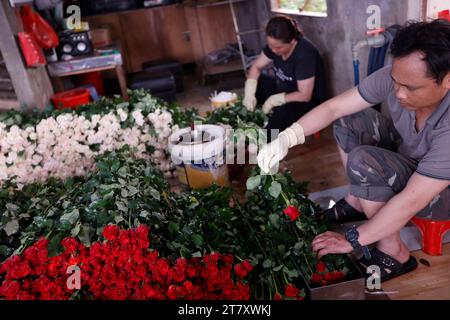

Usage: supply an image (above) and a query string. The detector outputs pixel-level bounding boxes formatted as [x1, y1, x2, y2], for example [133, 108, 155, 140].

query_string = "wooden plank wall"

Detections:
[86, 3, 250, 73]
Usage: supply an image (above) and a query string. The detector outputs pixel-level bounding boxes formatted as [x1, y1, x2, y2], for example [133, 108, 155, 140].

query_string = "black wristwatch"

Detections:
[345, 225, 371, 260]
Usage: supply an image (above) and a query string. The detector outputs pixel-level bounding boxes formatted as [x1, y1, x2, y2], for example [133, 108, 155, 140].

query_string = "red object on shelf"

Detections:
[18, 32, 46, 67]
[75, 72, 105, 96]
[51, 88, 91, 110]
[411, 216, 450, 256]
[20, 5, 59, 50]
[438, 10, 450, 21]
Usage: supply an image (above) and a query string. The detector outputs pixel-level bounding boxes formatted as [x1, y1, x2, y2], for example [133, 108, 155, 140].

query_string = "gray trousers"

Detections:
[333, 108, 450, 220]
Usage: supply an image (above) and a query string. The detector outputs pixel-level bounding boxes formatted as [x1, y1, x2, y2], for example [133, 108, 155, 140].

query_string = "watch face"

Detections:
[345, 228, 358, 242]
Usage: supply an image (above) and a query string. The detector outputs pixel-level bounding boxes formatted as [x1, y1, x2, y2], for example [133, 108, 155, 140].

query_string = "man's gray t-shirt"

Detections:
[357, 65, 450, 180]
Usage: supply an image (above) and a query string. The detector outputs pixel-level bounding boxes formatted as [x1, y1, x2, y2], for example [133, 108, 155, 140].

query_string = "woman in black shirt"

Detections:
[244, 15, 327, 137]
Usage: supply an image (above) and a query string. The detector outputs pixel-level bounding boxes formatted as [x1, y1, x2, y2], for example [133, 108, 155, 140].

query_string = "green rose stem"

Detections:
[303, 252, 314, 278]
[271, 272, 280, 298]
[280, 190, 291, 207]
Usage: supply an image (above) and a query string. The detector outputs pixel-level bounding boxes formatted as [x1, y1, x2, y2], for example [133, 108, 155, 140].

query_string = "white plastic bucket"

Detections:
[168, 125, 230, 189]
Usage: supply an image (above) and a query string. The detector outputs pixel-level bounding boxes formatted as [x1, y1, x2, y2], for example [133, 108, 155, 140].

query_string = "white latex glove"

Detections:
[243, 79, 258, 112]
[262, 93, 286, 114]
[257, 122, 305, 174]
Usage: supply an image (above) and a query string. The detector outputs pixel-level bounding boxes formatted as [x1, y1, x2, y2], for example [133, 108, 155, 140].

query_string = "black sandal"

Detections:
[357, 248, 418, 283]
[317, 198, 367, 224]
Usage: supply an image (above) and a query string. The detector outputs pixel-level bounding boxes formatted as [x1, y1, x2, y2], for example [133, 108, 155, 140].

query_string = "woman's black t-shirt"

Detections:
[263, 37, 327, 104]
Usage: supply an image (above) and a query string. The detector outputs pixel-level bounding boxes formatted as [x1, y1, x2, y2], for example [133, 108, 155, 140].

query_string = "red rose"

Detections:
[325, 271, 345, 284]
[0, 280, 20, 299]
[234, 264, 248, 279]
[61, 237, 79, 253]
[274, 293, 283, 300]
[186, 264, 199, 278]
[167, 285, 178, 300]
[102, 225, 120, 241]
[23, 246, 41, 265]
[221, 254, 234, 266]
[34, 237, 49, 250]
[316, 261, 326, 274]
[311, 273, 323, 284]
[103, 287, 128, 300]
[283, 206, 300, 221]
[284, 284, 300, 298]
[242, 260, 253, 272]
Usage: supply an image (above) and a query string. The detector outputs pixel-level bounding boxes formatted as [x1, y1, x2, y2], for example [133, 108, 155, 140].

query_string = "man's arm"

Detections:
[285, 77, 315, 103]
[247, 53, 272, 80]
[357, 173, 450, 246]
[297, 86, 373, 137]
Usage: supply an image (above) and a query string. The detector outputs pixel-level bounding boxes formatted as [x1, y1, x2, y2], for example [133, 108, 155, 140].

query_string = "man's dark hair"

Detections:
[390, 19, 450, 84]
[265, 15, 303, 43]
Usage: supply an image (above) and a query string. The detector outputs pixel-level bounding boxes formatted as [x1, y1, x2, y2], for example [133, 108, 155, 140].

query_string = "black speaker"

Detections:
[57, 31, 93, 60]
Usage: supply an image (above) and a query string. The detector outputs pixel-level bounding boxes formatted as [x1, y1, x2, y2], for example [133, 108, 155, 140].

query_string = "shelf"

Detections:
[183, 0, 247, 9]
[203, 59, 243, 76]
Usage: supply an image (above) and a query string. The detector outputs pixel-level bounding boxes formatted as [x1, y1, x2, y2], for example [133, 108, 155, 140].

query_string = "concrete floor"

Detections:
[176, 69, 245, 116]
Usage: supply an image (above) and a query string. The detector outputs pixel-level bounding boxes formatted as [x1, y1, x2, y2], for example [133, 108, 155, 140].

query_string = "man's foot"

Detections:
[316, 198, 367, 224]
[357, 247, 418, 283]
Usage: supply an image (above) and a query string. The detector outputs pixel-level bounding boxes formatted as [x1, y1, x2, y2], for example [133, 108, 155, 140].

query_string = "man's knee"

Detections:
[346, 146, 381, 179]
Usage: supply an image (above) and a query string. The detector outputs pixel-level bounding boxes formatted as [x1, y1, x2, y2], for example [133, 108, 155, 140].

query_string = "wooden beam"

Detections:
[0, 1, 53, 110]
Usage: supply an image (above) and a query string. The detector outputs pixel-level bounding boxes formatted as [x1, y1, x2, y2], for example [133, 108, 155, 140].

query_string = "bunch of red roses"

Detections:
[310, 261, 346, 286]
[273, 284, 305, 300]
[0, 225, 252, 300]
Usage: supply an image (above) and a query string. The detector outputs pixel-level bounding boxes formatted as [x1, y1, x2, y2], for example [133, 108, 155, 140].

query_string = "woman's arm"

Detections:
[247, 53, 272, 80]
[285, 77, 315, 103]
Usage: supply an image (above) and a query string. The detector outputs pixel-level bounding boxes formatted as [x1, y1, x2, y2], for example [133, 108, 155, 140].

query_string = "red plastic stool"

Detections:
[411, 216, 450, 256]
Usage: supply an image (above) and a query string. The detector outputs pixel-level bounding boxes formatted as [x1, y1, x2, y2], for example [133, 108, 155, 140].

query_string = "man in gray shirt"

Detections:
[257, 19, 450, 282]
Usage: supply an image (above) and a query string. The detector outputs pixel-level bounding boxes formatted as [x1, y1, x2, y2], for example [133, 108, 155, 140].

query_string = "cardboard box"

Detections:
[90, 27, 112, 48]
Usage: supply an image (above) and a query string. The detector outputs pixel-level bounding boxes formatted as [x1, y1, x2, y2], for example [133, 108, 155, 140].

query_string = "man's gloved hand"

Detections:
[262, 93, 286, 114]
[257, 122, 305, 174]
[243, 79, 258, 112]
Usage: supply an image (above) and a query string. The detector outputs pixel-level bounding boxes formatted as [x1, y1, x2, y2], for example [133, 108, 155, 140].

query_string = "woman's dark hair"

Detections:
[390, 19, 450, 84]
[265, 15, 303, 43]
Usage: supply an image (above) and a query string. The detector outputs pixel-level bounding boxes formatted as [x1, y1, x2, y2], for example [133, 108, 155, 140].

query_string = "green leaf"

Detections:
[168, 221, 180, 236]
[60, 209, 80, 225]
[246, 175, 261, 190]
[128, 186, 139, 196]
[192, 234, 203, 246]
[268, 181, 282, 199]
[295, 220, 305, 231]
[263, 259, 273, 269]
[118, 166, 128, 177]
[48, 232, 64, 257]
[71, 222, 81, 237]
[114, 215, 125, 224]
[283, 267, 299, 279]
[116, 201, 128, 212]
[0, 245, 12, 257]
[3, 219, 19, 236]
[268, 214, 280, 228]
[6, 203, 20, 213]
[273, 265, 284, 272]
[78, 225, 94, 246]
[111, 160, 120, 173]
[294, 241, 304, 250]
[139, 210, 149, 218]
[148, 187, 160, 200]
